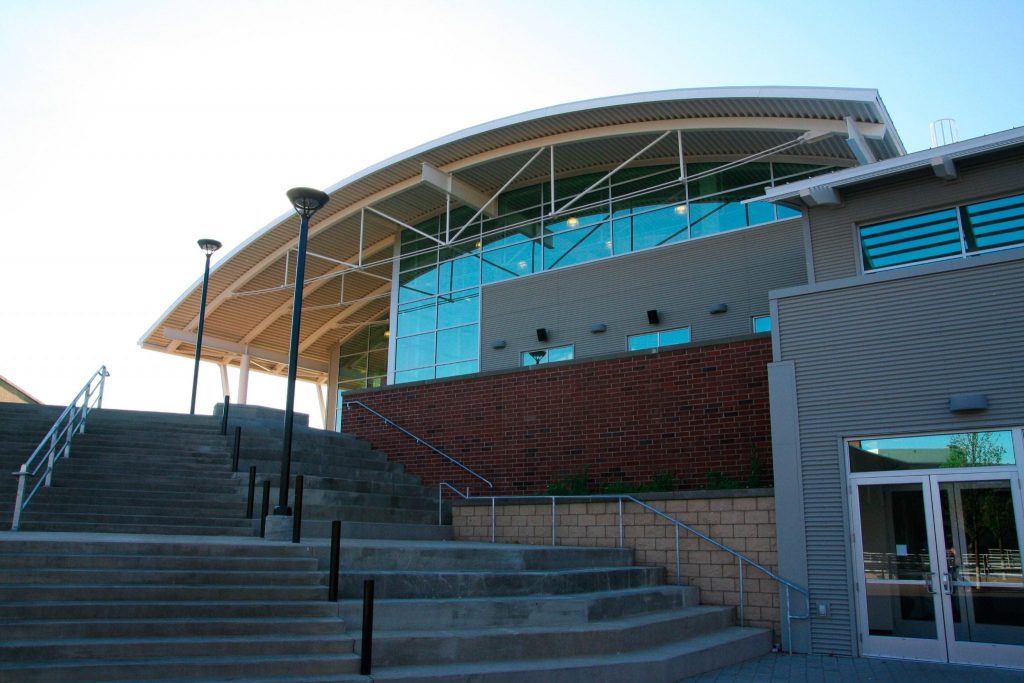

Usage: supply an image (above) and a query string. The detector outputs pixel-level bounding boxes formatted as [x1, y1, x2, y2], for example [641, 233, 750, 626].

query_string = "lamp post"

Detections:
[190, 238, 222, 415]
[275, 187, 330, 515]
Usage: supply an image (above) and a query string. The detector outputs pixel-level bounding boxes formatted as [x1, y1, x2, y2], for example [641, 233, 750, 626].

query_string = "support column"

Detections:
[219, 364, 230, 399]
[238, 352, 251, 405]
[316, 382, 327, 427]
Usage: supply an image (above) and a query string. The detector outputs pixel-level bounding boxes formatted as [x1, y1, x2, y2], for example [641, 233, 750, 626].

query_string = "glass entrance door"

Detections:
[852, 474, 1024, 666]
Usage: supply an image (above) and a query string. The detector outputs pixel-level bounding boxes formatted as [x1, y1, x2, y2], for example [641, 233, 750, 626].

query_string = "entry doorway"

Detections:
[851, 472, 1024, 668]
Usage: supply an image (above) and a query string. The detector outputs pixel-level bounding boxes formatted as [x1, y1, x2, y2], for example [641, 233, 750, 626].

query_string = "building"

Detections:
[0, 374, 41, 405]
[141, 87, 1023, 665]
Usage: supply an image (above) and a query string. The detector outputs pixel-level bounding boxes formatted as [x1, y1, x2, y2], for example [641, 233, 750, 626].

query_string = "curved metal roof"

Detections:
[140, 86, 905, 382]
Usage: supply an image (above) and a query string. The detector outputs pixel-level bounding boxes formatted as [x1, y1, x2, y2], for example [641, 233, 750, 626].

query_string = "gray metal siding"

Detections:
[809, 151, 1024, 282]
[775, 255, 1024, 654]
[480, 218, 807, 371]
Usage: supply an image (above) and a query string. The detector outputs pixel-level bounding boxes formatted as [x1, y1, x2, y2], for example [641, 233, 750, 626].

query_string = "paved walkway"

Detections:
[681, 652, 1023, 682]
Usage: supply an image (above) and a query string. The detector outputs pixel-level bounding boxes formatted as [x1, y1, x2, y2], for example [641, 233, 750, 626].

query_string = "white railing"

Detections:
[445, 492, 811, 652]
[10, 365, 109, 530]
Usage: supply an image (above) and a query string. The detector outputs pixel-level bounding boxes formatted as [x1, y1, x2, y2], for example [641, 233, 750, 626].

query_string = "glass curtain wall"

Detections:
[335, 320, 389, 430]
[393, 161, 830, 385]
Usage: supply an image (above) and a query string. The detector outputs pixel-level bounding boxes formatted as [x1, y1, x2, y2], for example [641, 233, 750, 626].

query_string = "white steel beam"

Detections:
[299, 282, 392, 354]
[366, 206, 445, 245]
[799, 186, 841, 207]
[845, 116, 878, 165]
[162, 328, 329, 373]
[930, 155, 957, 180]
[420, 163, 497, 218]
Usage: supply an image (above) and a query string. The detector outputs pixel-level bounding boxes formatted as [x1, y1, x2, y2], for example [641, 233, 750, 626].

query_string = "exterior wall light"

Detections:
[492, 340, 507, 349]
[949, 393, 988, 412]
[646, 309, 660, 325]
[536, 328, 549, 342]
[590, 323, 607, 334]
[709, 303, 729, 314]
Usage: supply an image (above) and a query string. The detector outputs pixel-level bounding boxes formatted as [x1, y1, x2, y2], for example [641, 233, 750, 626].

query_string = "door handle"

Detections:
[941, 573, 951, 595]
[924, 572, 936, 595]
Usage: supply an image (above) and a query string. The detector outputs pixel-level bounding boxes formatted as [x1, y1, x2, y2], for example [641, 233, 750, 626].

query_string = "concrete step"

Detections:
[26, 487, 244, 508]
[0, 552, 316, 572]
[24, 500, 248, 517]
[46, 474, 239, 492]
[367, 605, 734, 666]
[16, 511, 253, 529]
[0, 535, 316, 557]
[0, 583, 326, 602]
[1, 615, 345, 639]
[333, 565, 664, 599]
[327, 541, 634, 571]
[335, 586, 700, 630]
[364, 627, 772, 683]
[0, 600, 342, 621]
[0, 652, 362, 683]
[0, 567, 324, 587]
[12, 521, 256, 536]
[302, 520, 453, 541]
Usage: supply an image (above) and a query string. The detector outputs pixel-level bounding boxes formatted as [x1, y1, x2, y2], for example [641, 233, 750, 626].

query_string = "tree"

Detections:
[944, 432, 1006, 468]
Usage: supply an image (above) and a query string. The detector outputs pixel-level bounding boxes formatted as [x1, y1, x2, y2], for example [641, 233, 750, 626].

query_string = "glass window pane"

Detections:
[339, 379, 368, 392]
[849, 431, 1015, 473]
[398, 266, 438, 302]
[776, 204, 801, 221]
[630, 205, 688, 251]
[435, 360, 478, 378]
[521, 345, 572, 366]
[438, 255, 480, 293]
[367, 350, 388, 379]
[340, 327, 369, 356]
[437, 289, 479, 329]
[436, 324, 478, 364]
[544, 221, 612, 271]
[397, 299, 436, 337]
[394, 367, 434, 384]
[546, 345, 574, 363]
[747, 201, 776, 226]
[482, 241, 538, 283]
[628, 333, 659, 351]
[753, 316, 772, 334]
[690, 200, 749, 238]
[658, 327, 691, 347]
[338, 354, 368, 381]
[964, 193, 1024, 253]
[395, 332, 435, 371]
[859, 209, 962, 270]
[367, 323, 389, 351]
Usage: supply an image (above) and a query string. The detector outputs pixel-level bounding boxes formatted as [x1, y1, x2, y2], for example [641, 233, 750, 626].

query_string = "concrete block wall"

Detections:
[452, 490, 781, 637]
[342, 337, 772, 495]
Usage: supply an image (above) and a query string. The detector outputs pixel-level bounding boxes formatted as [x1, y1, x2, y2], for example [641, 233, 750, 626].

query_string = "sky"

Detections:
[2, 0, 1022, 428]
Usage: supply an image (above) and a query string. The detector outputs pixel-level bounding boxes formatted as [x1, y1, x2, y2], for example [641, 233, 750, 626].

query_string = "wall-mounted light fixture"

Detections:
[646, 309, 660, 325]
[709, 303, 728, 315]
[590, 323, 607, 334]
[492, 340, 507, 350]
[536, 328, 549, 342]
[949, 393, 988, 412]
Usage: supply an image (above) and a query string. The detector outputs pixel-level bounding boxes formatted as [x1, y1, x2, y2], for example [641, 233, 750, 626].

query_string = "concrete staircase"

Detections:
[0, 402, 772, 681]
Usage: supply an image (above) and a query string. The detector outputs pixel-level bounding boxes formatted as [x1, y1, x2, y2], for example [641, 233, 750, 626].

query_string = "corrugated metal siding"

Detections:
[776, 256, 1024, 654]
[809, 151, 1024, 282]
[480, 219, 806, 371]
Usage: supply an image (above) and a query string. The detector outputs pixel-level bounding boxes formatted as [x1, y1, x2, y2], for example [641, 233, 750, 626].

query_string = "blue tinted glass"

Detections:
[435, 360, 478, 378]
[776, 204, 801, 220]
[436, 324, 478, 364]
[860, 209, 961, 270]
[394, 367, 434, 384]
[753, 316, 772, 334]
[437, 289, 479, 328]
[747, 201, 776, 226]
[339, 354, 368, 381]
[631, 205, 687, 251]
[850, 431, 1015, 472]
[546, 346, 574, 363]
[482, 241, 537, 283]
[398, 266, 438, 302]
[964, 193, 1024, 252]
[367, 350, 387, 378]
[628, 333, 658, 351]
[395, 332, 435, 370]
[397, 299, 435, 336]
[612, 217, 633, 255]
[544, 222, 612, 271]
[658, 328, 691, 347]
[690, 200, 748, 238]
[437, 256, 480, 293]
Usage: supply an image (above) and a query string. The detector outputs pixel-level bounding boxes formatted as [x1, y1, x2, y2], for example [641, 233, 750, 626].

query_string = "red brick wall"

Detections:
[342, 337, 772, 495]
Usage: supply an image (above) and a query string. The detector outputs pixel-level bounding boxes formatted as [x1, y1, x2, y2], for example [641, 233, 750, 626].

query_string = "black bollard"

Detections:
[220, 395, 230, 435]
[360, 579, 375, 675]
[246, 466, 256, 519]
[292, 475, 304, 543]
[259, 480, 271, 538]
[231, 426, 241, 472]
[328, 520, 341, 602]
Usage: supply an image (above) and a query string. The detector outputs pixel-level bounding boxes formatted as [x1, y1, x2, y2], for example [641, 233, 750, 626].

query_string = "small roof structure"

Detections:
[0, 374, 42, 405]
[140, 86, 905, 384]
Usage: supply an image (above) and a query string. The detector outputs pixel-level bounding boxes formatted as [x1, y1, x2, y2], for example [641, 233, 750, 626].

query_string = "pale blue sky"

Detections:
[1, 0, 1022, 424]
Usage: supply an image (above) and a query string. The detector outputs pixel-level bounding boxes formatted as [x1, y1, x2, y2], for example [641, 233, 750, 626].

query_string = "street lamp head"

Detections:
[197, 239, 222, 256]
[286, 187, 330, 218]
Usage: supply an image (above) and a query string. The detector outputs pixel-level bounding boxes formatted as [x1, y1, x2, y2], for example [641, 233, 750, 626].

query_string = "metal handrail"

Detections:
[10, 366, 109, 530]
[343, 400, 493, 488]
[465, 492, 810, 652]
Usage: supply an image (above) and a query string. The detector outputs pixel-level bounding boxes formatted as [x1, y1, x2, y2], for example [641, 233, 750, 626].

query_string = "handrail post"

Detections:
[11, 465, 28, 531]
[738, 557, 745, 626]
[618, 497, 624, 548]
[97, 367, 107, 408]
[491, 497, 496, 543]
[785, 586, 793, 654]
[675, 526, 681, 585]
[438, 483, 442, 526]
[550, 496, 556, 546]
[44, 432, 57, 487]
